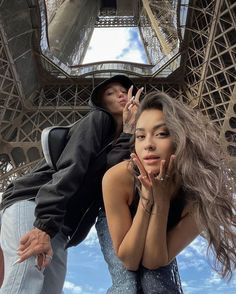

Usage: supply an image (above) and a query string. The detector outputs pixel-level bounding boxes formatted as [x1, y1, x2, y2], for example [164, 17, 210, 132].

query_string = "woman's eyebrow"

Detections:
[135, 122, 166, 132]
[153, 123, 166, 131]
[104, 86, 112, 92]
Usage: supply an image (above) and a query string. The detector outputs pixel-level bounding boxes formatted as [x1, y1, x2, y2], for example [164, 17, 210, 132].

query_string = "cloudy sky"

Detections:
[83, 27, 148, 64]
[63, 28, 236, 294]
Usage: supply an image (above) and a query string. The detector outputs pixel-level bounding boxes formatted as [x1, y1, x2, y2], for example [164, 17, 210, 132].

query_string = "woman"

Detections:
[0, 75, 142, 294]
[99, 92, 236, 293]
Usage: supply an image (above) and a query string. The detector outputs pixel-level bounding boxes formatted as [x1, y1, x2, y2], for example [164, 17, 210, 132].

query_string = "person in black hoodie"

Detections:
[0, 75, 143, 294]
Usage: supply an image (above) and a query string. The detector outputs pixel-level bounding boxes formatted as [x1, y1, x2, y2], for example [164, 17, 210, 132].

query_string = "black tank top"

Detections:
[130, 187, 186, 231]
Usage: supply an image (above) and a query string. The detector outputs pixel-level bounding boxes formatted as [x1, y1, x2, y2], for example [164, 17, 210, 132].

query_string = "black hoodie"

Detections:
[0, 96, 132, 248]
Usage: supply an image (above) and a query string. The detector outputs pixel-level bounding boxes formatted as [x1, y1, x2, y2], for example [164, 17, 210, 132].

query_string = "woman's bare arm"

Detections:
[103, 161, 152, 271]
[142, 202, 200, 269]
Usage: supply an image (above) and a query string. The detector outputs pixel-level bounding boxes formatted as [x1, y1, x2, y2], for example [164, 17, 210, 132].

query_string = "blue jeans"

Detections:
[0, 200, 67, 294]
[96, 210, 183, 294]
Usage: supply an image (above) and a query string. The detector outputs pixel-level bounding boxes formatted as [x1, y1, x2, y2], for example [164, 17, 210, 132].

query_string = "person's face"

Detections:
[100, 82, 128, 116]
[135, 109, 174, 175]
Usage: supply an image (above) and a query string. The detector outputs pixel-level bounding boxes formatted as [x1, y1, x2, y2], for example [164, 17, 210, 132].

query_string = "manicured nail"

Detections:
[12, 258, 21, 265]
[128, 97, 135, 110]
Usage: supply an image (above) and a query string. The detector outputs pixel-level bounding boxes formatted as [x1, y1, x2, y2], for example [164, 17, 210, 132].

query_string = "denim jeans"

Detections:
[0, 200, 67, 294]
[96, 209, 183, 294]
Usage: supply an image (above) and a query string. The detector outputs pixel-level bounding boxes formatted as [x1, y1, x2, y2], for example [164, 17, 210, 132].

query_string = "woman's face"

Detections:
[135, 109, 174, 175]
[100, 82, 128, 116]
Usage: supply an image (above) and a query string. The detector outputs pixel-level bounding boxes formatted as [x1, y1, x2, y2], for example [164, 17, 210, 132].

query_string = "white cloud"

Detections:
[181, 280, 204, 294]
[64, 281, 83, 294]
[187, 236, 208, 256]
[178, 236, 209, 271]
[178, 257, 206, 272]
[83, 225, 99, 247]
[180, 249, 194, 258]
[83, 27, 146, 64]
[206, 271, 236, 289]
[206, 272, 222, 285]
[64, 281, 106, 294]
[181, 275, 236, 294]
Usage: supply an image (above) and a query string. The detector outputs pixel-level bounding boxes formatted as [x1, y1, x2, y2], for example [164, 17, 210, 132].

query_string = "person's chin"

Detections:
[112, 108, 123, 115]
[145, 167, 160, 176]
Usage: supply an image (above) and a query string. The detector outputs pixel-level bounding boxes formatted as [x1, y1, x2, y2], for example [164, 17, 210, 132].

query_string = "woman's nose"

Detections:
[118, 91, 126, 97]
[144, 141, 156, 151]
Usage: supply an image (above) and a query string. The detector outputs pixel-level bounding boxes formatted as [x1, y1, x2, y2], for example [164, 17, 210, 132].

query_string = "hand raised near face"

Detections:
[130, 152, 154, 212]
[131, 153, 181, 207]
[123, 86, 144, 134]
[149, 155, 181, 202]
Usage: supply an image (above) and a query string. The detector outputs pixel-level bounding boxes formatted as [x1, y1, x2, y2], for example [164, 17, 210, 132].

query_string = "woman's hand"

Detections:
[123, 86, 143, 134]
[130, 153, 154, 213]
[131, 153, 181, 211]
[15, 228, 53, 270]
[151, 155, 181, 203]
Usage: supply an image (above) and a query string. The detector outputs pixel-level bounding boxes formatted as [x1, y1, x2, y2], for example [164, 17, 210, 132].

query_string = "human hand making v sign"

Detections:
[123, 85, 144, 134]
[130, 153, 181, 213]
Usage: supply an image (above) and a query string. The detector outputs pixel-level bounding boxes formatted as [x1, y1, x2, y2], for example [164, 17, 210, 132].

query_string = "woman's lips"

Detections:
[143, 156, 160, 165]
[119, 101, 127, 106]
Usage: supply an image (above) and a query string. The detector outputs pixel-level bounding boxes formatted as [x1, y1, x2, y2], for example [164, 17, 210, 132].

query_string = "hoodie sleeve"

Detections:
[33, 110, 114, 237]
[106, 132, 133, 169]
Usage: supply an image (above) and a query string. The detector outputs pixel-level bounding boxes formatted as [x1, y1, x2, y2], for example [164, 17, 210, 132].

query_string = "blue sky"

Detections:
[64, 27, 236, 293]
[83, 27, 148, 64]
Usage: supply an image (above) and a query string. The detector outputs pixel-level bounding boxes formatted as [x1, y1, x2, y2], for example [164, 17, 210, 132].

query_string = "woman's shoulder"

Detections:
[103, 160, 134, 204]
[104, 160, 133, 185]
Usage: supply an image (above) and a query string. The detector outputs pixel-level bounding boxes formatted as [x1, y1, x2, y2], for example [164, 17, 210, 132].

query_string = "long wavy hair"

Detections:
[132, 91, 236, 280]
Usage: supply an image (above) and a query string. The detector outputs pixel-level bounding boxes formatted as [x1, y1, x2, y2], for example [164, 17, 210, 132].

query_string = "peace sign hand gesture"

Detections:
[123, 86, 143, 134]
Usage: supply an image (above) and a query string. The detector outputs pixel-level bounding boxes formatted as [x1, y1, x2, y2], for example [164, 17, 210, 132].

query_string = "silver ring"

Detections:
[45, 255, 52, 260]
[159, 177, 164, 181]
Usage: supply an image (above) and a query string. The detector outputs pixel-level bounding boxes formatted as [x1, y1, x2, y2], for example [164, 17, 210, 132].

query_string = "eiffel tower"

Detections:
[0, 0, 235, 191]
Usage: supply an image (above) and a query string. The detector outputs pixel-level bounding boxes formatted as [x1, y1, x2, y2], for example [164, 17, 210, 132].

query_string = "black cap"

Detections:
[90, 75, 136, 107]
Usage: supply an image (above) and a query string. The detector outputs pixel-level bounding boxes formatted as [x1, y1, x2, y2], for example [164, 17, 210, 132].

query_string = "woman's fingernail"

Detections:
[128, 102, 134, 110]
[12, 258, 21, 265]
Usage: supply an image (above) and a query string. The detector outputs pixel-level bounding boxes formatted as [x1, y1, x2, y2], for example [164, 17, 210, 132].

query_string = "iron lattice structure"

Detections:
[0, 0, 236, 191]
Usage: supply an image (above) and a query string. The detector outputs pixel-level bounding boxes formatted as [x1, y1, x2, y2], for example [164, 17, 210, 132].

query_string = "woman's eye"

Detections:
[156, 131, 169, 137]
[136, 134, 145, 140]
